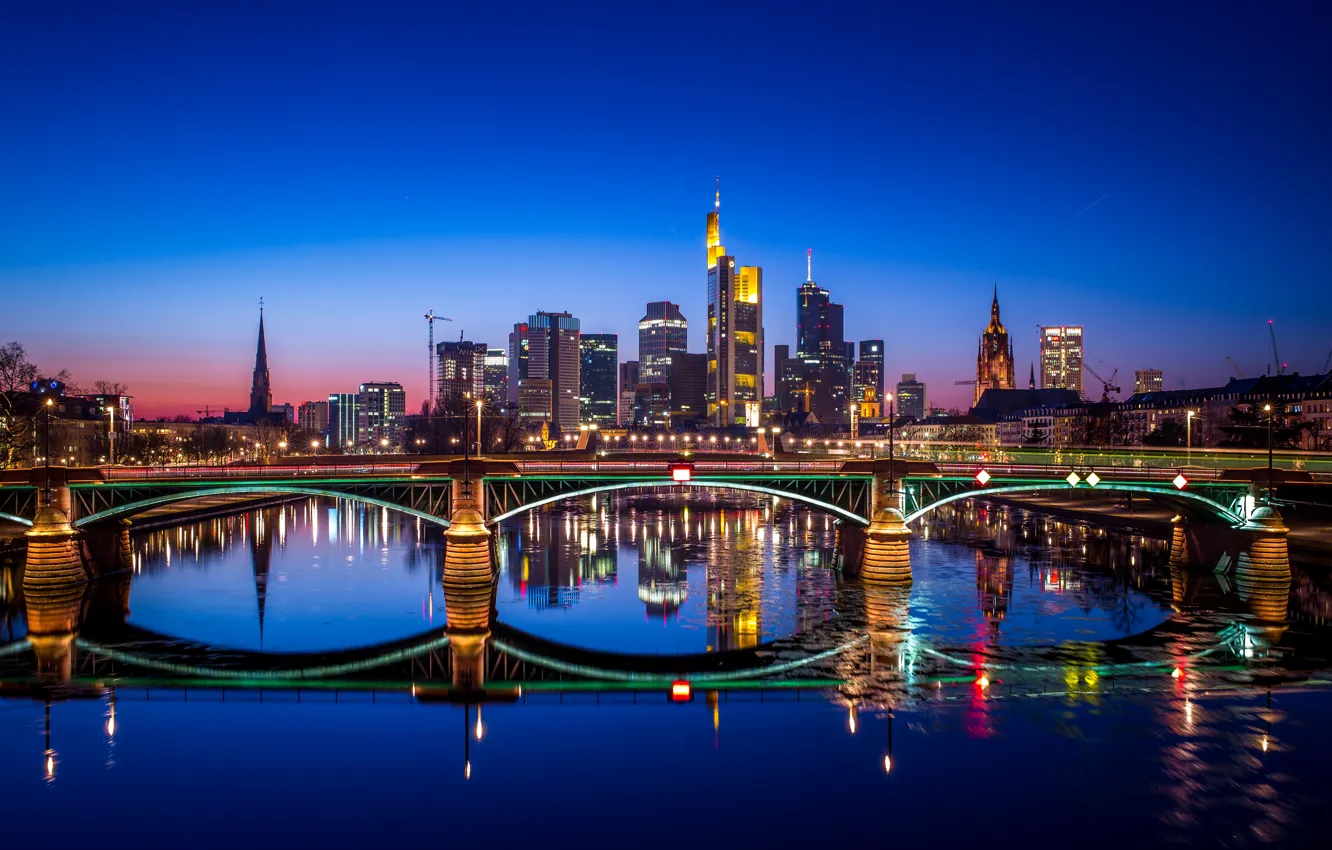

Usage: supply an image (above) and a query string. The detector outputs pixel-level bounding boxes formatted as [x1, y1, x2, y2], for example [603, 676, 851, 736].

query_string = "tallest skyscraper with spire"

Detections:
[704, 180, 763, 427]
[248, 304, 273, 418]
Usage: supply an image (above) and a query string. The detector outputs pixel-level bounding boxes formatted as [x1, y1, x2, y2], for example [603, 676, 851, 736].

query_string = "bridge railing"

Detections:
[512, 460, 851, 475]
[99, 463, 422, 480]
[933, 462, 1226, 482]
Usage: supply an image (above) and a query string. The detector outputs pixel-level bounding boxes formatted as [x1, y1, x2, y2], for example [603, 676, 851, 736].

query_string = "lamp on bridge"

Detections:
[884, 392, 896, 498]
[42, 398, 53, 502]
[1263, 403, 1274, 504]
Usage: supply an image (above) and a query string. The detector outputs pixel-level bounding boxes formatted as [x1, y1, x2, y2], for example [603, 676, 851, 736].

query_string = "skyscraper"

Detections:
[793, 251, 849, 423]
[705, 187, 763, 427]
[248, 306, 272, 418]
[664, 352, 707, 425]
[895, 374, 926, 421]
[327, 392, 359, 450]
[484, 348, 509, 406]
[507, 321, 531, 406]
[638, 302, 688, 384]
[357, 382, 406, 449]
[773, 344, 792, 411]
[579, 333, 618, 427]
[1039, 325, 1085, 397]
[1134, 369, 1163, 394]
[618, 360, 639, 426]
[856, 340, 885, 401]
[437, 340, 487, 406]
[975, 287, 1017, 405]
[526, 310, 581, 432]
[298, 400, 328, 436]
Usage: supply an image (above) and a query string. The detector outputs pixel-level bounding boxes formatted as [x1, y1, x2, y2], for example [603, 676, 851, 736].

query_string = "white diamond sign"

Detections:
[975, 469, 991, 485]
[1066, 472, 1081, 487]
[1173, 474, 1188, 490]
[1086, 472, 1101, 488]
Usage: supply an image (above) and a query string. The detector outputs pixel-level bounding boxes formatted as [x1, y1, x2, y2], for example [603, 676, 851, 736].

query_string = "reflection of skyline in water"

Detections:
[122, 498, 445, 651]
[909, 502, 1179, 646]
[494, 490, 840, 654]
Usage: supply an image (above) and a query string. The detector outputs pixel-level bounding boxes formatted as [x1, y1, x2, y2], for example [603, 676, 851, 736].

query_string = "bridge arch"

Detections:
[902, 482, 1244, 527]
[485, 478, 871, 527]
[71, 485, 452, 529]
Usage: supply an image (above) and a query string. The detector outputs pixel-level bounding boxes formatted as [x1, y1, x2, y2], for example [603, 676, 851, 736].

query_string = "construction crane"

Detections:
[196, 405, 228, 420]
[1226, 357, 1247, 379]
[1268, 320, 1287, 376]
[1084, 363, 1121, 403]
[424, 310, 455, 412]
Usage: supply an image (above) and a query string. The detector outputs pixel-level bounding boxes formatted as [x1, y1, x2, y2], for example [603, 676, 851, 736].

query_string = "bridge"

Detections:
[0, 449, 1309, 594]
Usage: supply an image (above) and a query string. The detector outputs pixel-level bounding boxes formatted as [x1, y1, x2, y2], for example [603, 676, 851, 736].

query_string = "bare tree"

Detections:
[91, 380, 130, 395]
[0, 342, 40, 467]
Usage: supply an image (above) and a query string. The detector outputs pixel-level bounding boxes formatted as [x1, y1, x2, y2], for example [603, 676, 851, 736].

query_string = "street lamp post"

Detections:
[1264, 403, 1274, 504]
[108, 405, 116, 466]
[1186, 410, 1195, 466]
[476, 400, 483, 458]
[885, 392, 895, 499]
[42, 398, 53, 500]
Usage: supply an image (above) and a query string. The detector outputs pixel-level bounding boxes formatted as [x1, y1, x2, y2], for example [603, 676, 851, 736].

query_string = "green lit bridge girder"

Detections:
[900, 476, 1251, 526]
[483, 474, 876, 526]
[67, 479, 453, 528]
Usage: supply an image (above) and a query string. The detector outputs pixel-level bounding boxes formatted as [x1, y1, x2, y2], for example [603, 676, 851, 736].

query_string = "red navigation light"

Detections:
[670, 463, 693, 483]
[671, 680, 692, 701]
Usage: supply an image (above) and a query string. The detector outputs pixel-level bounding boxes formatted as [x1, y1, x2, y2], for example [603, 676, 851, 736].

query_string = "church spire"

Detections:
[1030, 361, 1036, 390]
[248, 300, 272, 417]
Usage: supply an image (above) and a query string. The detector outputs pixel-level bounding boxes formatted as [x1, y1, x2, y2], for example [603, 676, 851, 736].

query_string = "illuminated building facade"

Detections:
[357, 382, 406, 449]
[484, 348, 509, 407]
[638, 301, 688, 384]
[1134, 368, 1163, 394]
[705, 188, 763, 426]
[511, 311, 581, 431]
[437, 340, 487, 405]
[327, 392, 359, 450]
[579, 333, 618, 427]
[793, 253, 850, 423]
[298, 400, 328, 435]
[854, 339, 884, 403]
[1039, 325, 1085, 398]
[895, 373, 926, 421]
[974, 287, 1017, 405]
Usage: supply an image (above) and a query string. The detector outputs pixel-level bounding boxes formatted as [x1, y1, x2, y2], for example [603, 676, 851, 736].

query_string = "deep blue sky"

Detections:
[1, 1, 1329, 416]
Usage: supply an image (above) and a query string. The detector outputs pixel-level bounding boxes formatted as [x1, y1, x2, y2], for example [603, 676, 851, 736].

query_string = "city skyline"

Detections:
[3, 3, 1330, 418]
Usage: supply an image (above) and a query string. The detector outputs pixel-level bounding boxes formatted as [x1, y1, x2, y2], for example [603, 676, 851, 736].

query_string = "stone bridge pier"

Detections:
[1168, 506, 1292, 646]
[444, 471, 496, 695]
[859, 462, 912, 584]
[1235, 506, 1292, 645]
[23, 486, 88, 598]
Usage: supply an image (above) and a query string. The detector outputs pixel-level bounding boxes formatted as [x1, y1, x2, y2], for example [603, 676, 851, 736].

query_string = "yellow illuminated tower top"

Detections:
[707, 176, 725, 268]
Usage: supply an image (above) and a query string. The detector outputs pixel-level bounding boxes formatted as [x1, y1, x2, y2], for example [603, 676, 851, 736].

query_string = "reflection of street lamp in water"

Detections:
[43, 699, 56, 782]
[882, 710, 894, 774]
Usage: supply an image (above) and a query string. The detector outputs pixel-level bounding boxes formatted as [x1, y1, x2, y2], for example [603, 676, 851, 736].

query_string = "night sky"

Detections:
[2, 1, 1329, 418]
